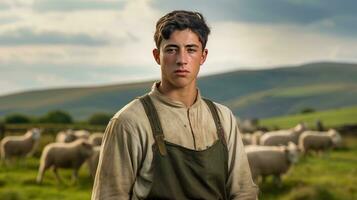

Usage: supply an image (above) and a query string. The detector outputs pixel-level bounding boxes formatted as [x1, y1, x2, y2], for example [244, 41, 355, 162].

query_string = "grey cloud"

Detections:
[150, 0, 357, 36]
[315, 15, 357, 37]
[33, 0, 126, 12]
[0, 28, 109, 46]
[0, 2, 10, 10]
[0, 16, 21, 25]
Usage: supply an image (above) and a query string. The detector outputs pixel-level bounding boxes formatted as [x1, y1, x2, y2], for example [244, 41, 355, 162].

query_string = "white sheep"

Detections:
[245, 142, 299, 186]
[259, 123, 306, 146]
[299, 129, 342, 155]
[241, 133, 253, 145]
[73, 129, 90, 140]
[88, 132, 103, 146]
[55, 129, 90, 143]
[0, 128, 41, 160]
[55, 129, 77, 143]
[36, 139, 94, 184]
[87, 146, 101, 178]
[251, 131, 264, 145]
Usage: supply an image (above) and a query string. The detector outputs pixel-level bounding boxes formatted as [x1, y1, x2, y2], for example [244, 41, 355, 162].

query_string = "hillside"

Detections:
[260, 105, 357, 129]
[1, 62, 357, 120]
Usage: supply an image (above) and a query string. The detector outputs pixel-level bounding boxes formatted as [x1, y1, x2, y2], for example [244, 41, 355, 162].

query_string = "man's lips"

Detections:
[174, 69, 190, 77]
[174, 69, 190, 76]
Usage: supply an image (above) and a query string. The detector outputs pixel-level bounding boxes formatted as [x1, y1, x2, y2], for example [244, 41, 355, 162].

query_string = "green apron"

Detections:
[139, 95, 229, 200]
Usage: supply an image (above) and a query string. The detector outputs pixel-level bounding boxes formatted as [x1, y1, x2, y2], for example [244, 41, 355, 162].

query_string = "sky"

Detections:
[1, 0, 357, 96]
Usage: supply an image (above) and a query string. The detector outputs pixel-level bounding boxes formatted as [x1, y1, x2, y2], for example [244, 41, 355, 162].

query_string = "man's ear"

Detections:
[200, 49, 208, 65]
[152, 48, 160, 65]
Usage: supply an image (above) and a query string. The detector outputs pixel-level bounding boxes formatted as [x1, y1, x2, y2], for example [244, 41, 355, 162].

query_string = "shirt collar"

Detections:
[149, 82, 202, 109]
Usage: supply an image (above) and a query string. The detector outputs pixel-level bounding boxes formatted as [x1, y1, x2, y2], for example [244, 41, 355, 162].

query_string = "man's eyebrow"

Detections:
[164, 44, 179, 49]
[186, 44, 199, 48]
[163, 44, 200, 49]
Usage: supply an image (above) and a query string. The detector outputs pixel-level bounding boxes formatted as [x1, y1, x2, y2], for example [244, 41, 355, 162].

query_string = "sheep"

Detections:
[299, 129, 342, 155]
[259, 123, 306, 146]
[55, 129, 90, 143]
[87, 146, 101, 178]
[0, 128, 41, 160]
[55, 129, 77, 143]
[36, 139, 94, 184]
[241, 133, 253, 145]
[245, 142, 299, 186]
[251, 131, 264, 145]
[88, 132, 103, 146]
[73, 130, 90, 140]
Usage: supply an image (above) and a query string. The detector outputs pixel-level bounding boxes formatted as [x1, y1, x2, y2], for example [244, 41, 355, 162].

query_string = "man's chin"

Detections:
[170, 79, 195, 89]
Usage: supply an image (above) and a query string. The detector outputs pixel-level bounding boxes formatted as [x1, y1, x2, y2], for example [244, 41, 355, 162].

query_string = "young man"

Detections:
[92, 10, 258, 200]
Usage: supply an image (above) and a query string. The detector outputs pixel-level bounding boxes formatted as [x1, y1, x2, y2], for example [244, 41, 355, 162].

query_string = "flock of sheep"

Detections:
[241, 123, 343, 186]
[0, 123, 343, 187]
[0, 128, 103, 184]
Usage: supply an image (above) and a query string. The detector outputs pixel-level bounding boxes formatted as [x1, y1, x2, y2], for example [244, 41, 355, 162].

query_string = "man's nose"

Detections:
[176, 50, 188, 65]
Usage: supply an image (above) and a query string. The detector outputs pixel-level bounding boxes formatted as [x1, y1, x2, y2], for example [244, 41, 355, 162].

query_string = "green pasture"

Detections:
[1, 105, 357, 200]
[0, 136, 356, 200]
[0, 158, 92, 200]
[260, 105, 357, 129]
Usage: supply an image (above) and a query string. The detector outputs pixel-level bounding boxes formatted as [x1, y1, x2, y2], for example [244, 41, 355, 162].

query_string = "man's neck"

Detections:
[158, 82, 198, 108]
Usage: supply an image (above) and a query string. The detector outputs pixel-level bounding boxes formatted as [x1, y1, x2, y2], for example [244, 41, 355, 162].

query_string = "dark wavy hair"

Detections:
[154, 10, 211, 49]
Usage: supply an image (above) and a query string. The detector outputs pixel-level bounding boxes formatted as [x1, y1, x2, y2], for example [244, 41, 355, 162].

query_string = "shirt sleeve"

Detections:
[91, 118, 142, 200]
[223, 109, 259, 200]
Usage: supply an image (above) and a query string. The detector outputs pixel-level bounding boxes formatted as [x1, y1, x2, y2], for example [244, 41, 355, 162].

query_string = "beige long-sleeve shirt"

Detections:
[91, 82, 258, 200]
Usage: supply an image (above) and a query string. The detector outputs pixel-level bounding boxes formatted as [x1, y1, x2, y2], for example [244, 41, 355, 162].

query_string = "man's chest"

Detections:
[157, 107, 219, 150]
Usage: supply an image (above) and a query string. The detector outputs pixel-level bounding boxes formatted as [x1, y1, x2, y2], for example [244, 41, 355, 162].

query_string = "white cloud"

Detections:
[1, 0, 357, 96]
[203, 21, 357, 73]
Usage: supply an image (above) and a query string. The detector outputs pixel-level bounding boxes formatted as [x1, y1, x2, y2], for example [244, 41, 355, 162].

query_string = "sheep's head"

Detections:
[64, 132, 77, 143]
[31, 128, 42, 140]
[286, 142, 299, 164]
[78, 140, 94, 157]
[328, 129, 342, 147]
[293, 123, 307, 134]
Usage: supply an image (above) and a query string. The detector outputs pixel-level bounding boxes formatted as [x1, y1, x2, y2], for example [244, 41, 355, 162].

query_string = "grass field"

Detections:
[260, 105, 357, 129]
[0, 158, 92, 200]
[0, 136, 356, 200]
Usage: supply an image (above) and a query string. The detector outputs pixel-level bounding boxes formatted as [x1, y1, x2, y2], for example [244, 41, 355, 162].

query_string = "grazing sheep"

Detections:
[55, 129, 90, 143]
[87, 146, 101, 178]
[259, 123, 306, 146]
[89, 132, 103, 146]
[73, 130, 90, 140]
[299, 129, 342, 155]
[245, 142, 299, 186]
[55, 129, 77, 143]
[251, 131, 264, 145]
[0, 128, 41, 160]
[241, 133, 253, 145]
[36, 139, 94, 184]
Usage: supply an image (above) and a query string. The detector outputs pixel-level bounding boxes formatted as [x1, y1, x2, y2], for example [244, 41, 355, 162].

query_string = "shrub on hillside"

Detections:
[88, 113, 112, 125]
[5, 114, 31, 124]
[300, 108, 315, 114]
[38, 110, 73, 124]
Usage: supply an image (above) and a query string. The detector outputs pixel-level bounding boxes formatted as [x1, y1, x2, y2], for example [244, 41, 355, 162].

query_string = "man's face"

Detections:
[153, 29, 208, 90]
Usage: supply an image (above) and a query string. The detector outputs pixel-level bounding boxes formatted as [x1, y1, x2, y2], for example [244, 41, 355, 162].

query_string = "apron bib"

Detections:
[139, 95, 229, 200]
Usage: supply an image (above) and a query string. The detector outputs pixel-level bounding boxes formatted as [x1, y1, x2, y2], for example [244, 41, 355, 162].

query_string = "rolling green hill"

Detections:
[1, 62, 357, 120]
[260, 105, 357, 129]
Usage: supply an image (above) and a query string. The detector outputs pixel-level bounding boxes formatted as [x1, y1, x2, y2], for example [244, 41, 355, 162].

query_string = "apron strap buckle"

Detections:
[155, 134, 167, 156]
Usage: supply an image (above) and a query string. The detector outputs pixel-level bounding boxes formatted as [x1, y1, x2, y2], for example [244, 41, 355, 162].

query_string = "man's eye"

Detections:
[166, 48, 176, 53]
[188, 48, 197, 53]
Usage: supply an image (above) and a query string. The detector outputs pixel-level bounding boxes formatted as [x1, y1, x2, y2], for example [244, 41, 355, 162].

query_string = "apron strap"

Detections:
[203, 98, 228, 147]
[139, 94, 167, 156]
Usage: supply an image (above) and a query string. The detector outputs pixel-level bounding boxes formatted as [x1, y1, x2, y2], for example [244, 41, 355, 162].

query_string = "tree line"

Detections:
[2, 110, 112, 126]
